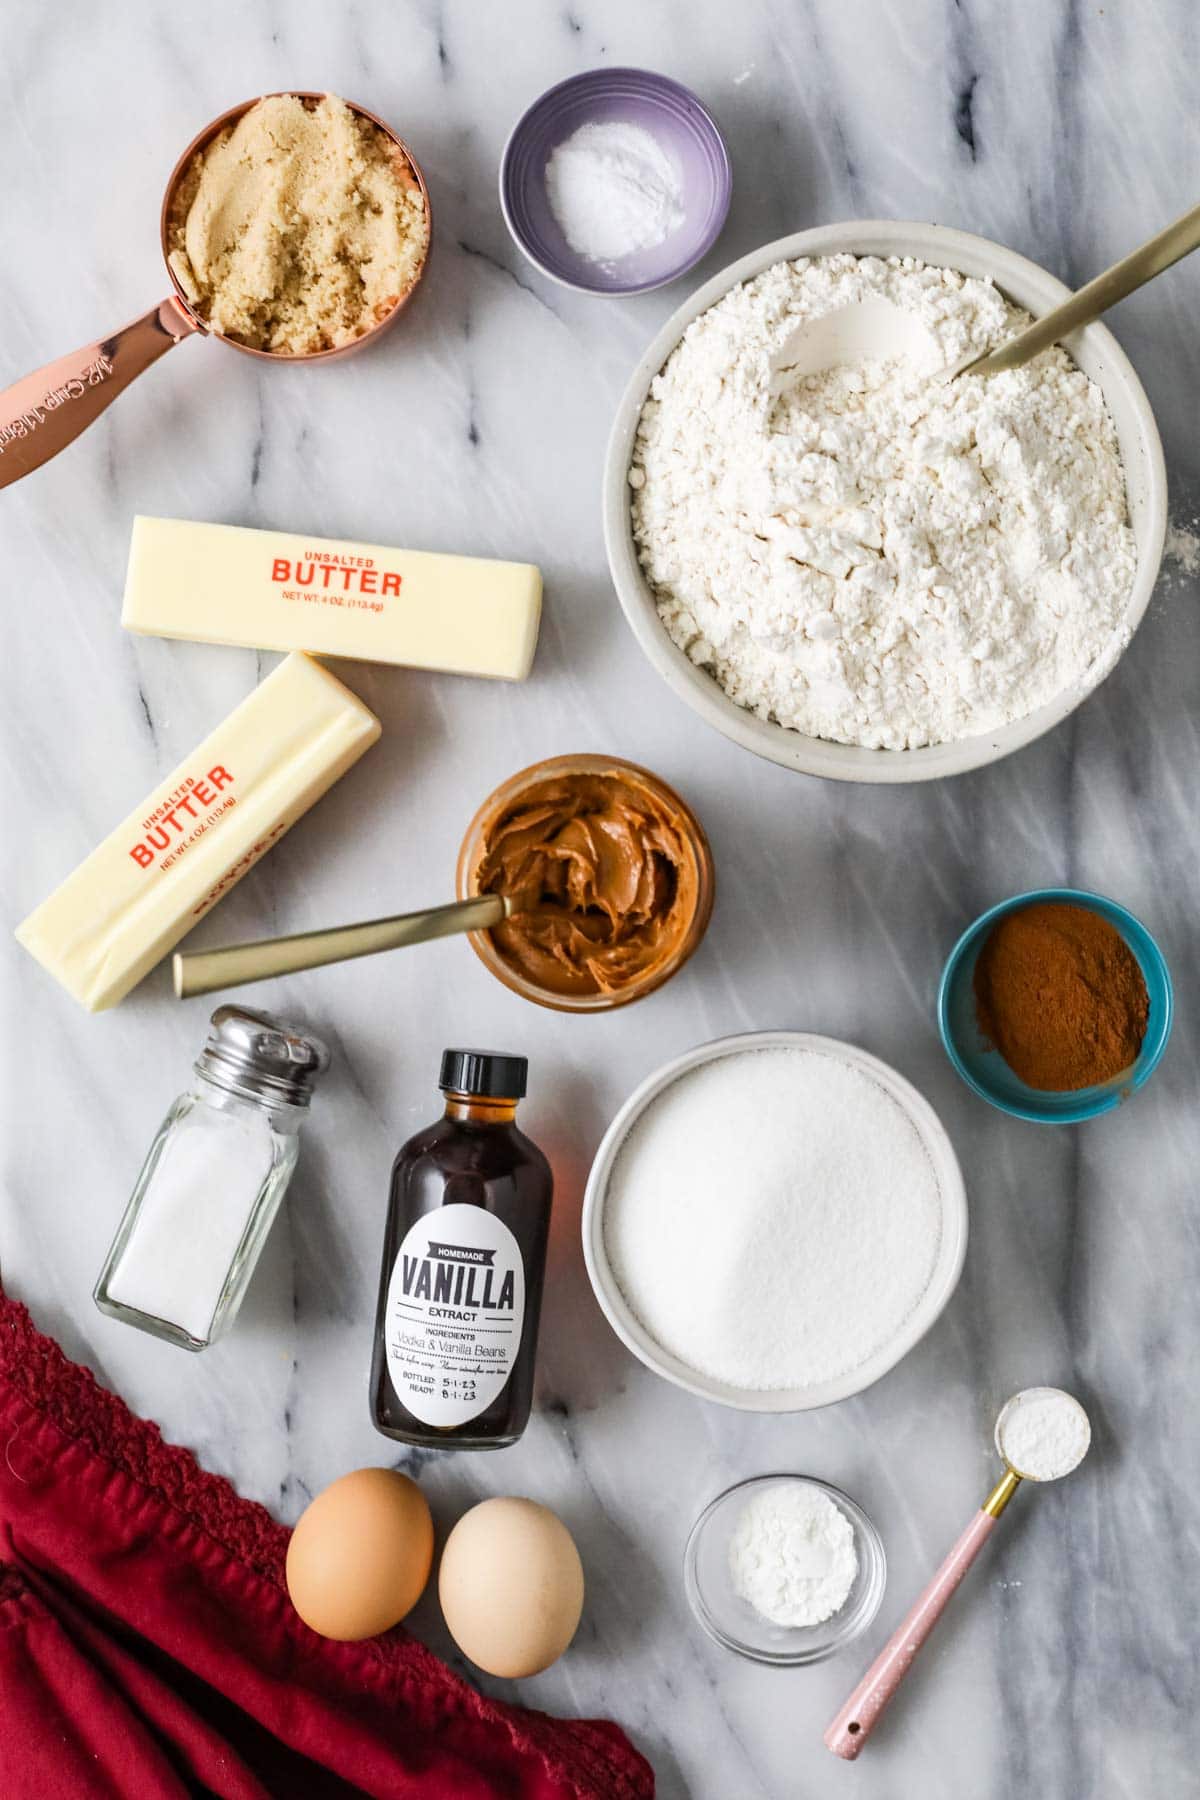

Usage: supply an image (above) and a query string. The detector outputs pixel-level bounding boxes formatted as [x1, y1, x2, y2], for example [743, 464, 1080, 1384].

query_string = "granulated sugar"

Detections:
[603, 1048, 943, 1391]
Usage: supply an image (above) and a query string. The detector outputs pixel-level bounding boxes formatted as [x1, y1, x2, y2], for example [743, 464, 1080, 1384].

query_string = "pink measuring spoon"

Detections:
[825, 1386, 1091, 1761]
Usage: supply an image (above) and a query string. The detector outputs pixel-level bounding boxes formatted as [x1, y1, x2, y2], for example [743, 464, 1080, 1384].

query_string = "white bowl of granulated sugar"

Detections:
[582, 1031, 968, 1412]
[603, 220, 1167, 783]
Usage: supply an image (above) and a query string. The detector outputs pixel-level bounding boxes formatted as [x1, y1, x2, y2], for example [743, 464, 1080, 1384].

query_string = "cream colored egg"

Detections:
[438, 1496, 584, 1678]
[286, 1467, 433, 1641]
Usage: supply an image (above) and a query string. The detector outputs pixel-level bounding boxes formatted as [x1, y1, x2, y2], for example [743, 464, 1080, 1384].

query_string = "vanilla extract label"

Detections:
[384, 1203, 525, 1428]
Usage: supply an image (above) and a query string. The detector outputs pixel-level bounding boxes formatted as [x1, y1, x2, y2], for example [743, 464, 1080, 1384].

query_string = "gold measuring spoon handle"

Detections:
[0, 297, 202, 489]
[963, 199, 1200, 378]
[173, 894, 508, 1000]
[825, 1468, 1022, 1761]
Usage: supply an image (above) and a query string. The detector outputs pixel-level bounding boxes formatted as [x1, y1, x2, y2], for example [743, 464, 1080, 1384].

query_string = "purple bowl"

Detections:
[500, 68, 731, 295]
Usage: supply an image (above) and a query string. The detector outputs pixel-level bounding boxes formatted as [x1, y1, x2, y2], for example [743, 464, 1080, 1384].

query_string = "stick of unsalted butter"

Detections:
[15, 653, 380, 1012]
[122, 516, 542, 680]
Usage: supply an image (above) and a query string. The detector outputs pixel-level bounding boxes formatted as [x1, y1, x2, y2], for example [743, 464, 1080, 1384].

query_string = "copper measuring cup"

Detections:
[0, 92, 431, 490]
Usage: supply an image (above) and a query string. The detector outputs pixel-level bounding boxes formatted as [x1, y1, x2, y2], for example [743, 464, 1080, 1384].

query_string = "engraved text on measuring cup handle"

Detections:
[0, 296, 201, 490]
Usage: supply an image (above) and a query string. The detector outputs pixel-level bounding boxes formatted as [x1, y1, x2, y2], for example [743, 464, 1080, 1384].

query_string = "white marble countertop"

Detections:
[2, 3, 1198, 1795]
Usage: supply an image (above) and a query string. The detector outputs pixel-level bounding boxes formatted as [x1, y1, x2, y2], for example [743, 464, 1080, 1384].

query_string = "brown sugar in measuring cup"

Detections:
[972, 900, 1149, 1091]
[0, 93, 431, 490]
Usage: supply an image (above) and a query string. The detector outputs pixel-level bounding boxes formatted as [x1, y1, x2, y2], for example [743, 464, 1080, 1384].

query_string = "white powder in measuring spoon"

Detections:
[545, 121, 684, 265]
[603, 1048, 943, 1390]
[729, 1483, 858, 1628]
[997, 1388, 1091, 1480]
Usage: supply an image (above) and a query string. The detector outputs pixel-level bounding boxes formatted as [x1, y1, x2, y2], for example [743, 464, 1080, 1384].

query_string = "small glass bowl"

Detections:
[684, 1474, 887, 1666]
[456, 753, 714, 1013]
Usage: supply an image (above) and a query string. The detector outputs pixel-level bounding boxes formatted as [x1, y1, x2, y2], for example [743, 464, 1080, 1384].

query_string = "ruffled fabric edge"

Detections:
[0, 1284, 653, 1800]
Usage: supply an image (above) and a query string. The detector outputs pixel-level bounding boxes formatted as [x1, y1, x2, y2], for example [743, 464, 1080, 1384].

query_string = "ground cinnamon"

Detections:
[973, 901, 1149, 1092]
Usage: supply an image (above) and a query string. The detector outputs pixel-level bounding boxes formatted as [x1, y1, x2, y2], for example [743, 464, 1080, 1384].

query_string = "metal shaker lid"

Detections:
[196, 1006, 330, 1108]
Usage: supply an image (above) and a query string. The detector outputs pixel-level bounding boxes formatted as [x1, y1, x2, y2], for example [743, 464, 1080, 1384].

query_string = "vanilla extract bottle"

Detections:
[370, 1050, 553, 1450]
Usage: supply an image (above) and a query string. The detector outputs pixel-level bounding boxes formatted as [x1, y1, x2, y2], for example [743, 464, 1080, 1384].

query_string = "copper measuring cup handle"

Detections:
[0, 295, 200, 490]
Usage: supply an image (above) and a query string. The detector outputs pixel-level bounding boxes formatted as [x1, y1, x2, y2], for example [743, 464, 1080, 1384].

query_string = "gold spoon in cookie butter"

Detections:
[174, 896, 510, 1000]
[175, 755, 714, 1007]
[0, 93, 430, 490]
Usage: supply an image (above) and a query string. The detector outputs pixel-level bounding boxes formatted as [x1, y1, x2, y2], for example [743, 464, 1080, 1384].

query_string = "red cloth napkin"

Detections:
[0, 1286, 654, 1800]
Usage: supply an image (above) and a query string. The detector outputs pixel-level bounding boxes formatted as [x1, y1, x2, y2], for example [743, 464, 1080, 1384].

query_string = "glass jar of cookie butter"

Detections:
[455, 753, 714, 1012]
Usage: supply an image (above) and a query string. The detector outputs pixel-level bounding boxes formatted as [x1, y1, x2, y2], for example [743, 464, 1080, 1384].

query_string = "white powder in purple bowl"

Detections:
[603, 1048, 943, 1392]
[545, 121, 684, 267]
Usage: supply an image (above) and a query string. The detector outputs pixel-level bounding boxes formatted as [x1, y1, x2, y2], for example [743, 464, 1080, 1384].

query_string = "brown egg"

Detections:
[286, 1467, 433, 1641]
[438, 1496, 584, 1678]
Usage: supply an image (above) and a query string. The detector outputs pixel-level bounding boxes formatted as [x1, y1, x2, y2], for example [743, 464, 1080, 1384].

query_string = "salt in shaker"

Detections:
[94, 1006, 328, 1350]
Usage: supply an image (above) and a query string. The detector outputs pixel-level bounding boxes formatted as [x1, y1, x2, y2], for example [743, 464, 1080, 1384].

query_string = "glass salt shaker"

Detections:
[94, 1006, 328, 1351]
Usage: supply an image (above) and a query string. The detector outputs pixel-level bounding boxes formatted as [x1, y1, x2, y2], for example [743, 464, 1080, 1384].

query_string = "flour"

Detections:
[602, 1047, 943, 1391]
[997, 1388, 1091, 1481]
[1164, 518, 1200, 581]
[630, 254, 1136, 750]
[546, 121, 684, 266]
[729, 1482, 858, 1628]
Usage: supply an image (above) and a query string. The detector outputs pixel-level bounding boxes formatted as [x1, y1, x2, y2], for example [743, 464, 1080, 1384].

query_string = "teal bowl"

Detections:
[937, 888, 1173, 1124]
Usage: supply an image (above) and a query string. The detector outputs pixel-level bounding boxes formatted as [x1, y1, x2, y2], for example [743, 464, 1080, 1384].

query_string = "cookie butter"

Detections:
[167, 95, 428, 355]
[466, 758, 711, 1004]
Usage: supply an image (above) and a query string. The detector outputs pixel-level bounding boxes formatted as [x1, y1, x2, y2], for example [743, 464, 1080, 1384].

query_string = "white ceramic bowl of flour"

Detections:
[582, 1031, 967, 1412]
[603, 220, 1167, 782]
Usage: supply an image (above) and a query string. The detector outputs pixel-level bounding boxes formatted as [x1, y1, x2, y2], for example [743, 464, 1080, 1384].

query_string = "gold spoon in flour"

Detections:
[773, 200, 1200, 385]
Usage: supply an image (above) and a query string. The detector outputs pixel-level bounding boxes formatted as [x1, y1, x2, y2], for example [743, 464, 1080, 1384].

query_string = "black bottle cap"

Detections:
[440, 1049, 528, 1100]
